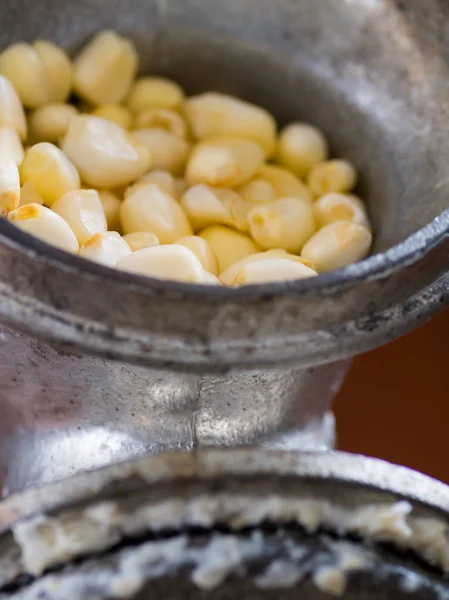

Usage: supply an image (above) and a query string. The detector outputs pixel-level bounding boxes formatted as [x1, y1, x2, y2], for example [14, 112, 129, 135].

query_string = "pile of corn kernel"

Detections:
[0, 30, 372, 286]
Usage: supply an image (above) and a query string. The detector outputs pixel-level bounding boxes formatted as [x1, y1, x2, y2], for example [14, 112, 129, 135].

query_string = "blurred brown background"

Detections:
[335, 308, 449, 484]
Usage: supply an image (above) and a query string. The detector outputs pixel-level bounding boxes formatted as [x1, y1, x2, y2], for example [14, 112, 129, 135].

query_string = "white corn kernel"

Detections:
[199, 271, 221, 285]
[116, 244, 206, 283]
[313, 193, 369, 228]
[8, 203, 79, 252]
[184, 92, 277, 157]
[0, 126, 24, 165]
[19, 181, 44, 207]
[73, 31, 138, 106]
[199, 226, 260, 273]
[276, 123, 328, 178]
[127, 77, 184, 113]
[79, 231, 131, 267]
[0, 160, 20, 215]
[92, 104, 132, 130]
[125, 171, 176, 199]
[181, 184, 250, 232]
[62, 116, 151, 188]
[259, 165, 312, 203]
[231, 258, 318, 286]
[248, 197, 315, 253]
[301, 220, 372, 273]
[98, 190, 122, 230]
[186, 138, 264, 188]
[176, 235, 218, 275]
[123, 231, 160, 252]
[219, 249, 314, 285]
[308, 159, 357, 197]
[132, 128, 190, 175]
[0, 41, 72, 108]
[120, 184, 192, 242]
[20, 143, 80, 206]
[28, 103, 78, 144]
[134, 108, 187, 137]
[0, 75, 27, 140]
[52, 189, 107, 244]
[237, 179, 277, 204]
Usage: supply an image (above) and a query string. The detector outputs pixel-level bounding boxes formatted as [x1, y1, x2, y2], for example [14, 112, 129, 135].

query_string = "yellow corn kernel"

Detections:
[237, 178, 277, 204]
[186, 137, 264, 188]
[127, 77, 184, 113]
[0, 75, 27, 140]
[98, 190, 122, 231]
[79, 231, 131, 267]
[301, 220, 372, 273]
[248, 197, 315, 253]
[308, 159, 357, 197]
[184, 92, 277, 157]
[73, 31, 137, 106]
[123, 231, 160, 252]
[120, 184, 192, 242]
[219, 249, 314, 285]
[174, 177, 188, 200]
[19, 181, 44, 207]
[92, 104, 132, 130]
[199, 226, 260, 273]
[28, 103, 78, 144]
[176, 235, 218, 275]
[134, 108, 187, 138]
[8, 203, 79, 252]
[181, 184, 250, 232]
[0, 126, 24, 165]
[20, 143, 80, 206]
[62, 116, 151, 188]
[125, 170, 176, 199]
[259, 165, 312, 203]
[0, 41, 72, 108]
[276, 123, 328, 178]
[231, 257, 318, 285]
[131, 128, 190, 176]
[0, 160, 20, 215]
[116, 244, 206, 283]
[313, 193, 369, 228]
[52, 189, 107, 244]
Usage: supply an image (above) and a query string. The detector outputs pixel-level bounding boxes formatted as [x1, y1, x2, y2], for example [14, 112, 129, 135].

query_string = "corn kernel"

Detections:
[237, 178, 277, 204]
[123, 231, 160, 252]
[176, 235, 218, 275]
[301, 220, 372, 273]
[313, 193, 369, 228]
[125, 170, 176, 199]
[62, 116, 151, 188]
[20, 142, 80, 206]
[0, 75, 27, 140]
[232, 257, 318, 285]
[184, 92, 277, 157]
[0, 160, 20, 215]
[73, 31, 138, 106]
[79, 231, 131, 267]
[276, 123, 328, 178]
[92, 104, 132, 130]
[19, 181, 44, 207]
[134, 108, 187, 137]
[199, 271, 221, 285]
[0, 126, 24, 165]
[186, 137, 264, 187]
[248, 197, 315, 253]
[28, 103, 78, 144]
[181, 184, 250, 232]
[116, 244, 206, 283]
[52, 189, 107, 244]
[0, 41, 72, 108]
[131, 128, 190, 175]
[199, 226, 260, 273]
[259, 165, 312, 203]
[120, 184, 192, 242]
[98, 190, 122, 230]
[220, 249, 314, 285]
[308, 159, 357, 197]
[127, 77, 184, 113]
[8, 203, 79, 252]
[174, 177, 188, 200]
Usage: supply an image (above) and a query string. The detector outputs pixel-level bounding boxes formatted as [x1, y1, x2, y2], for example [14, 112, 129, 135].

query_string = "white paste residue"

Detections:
[255, 559, 304, 588]
[191, 536, 243, 590]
